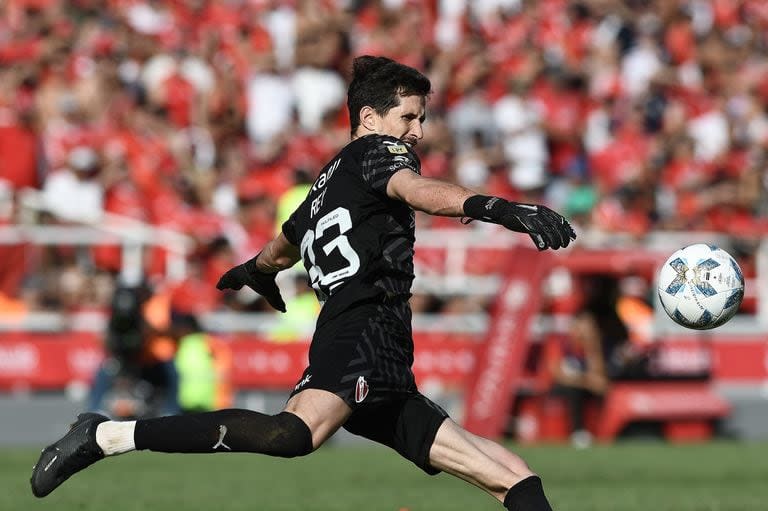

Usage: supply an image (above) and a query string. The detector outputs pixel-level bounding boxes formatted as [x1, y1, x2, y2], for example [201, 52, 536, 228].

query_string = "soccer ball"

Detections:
[657, 243, 745, 330]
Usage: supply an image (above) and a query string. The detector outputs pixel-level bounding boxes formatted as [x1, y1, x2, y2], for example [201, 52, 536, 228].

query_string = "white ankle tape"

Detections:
[96, 421, 136, 456]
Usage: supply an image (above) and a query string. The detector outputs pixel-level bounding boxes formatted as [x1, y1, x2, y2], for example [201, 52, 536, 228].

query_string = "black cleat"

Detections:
[31, 413, 109, 498]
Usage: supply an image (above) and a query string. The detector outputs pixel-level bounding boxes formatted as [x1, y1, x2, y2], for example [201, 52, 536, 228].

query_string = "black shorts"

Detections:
[290, 299, 449, 474]
[290, 300, 416, 405]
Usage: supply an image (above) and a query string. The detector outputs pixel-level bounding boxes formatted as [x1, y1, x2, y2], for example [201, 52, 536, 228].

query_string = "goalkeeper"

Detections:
[32, 56, 575, 511]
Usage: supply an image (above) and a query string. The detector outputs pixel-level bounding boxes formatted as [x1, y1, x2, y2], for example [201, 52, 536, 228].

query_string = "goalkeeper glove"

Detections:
[463, 195, 576, 250]
[216, 254, 287, 312]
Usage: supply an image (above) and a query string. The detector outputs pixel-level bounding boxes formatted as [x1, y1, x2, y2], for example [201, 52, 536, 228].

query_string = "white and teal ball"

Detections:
[657, 244, 745, 330]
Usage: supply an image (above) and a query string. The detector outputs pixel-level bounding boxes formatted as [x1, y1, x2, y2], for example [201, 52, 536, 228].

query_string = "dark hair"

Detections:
[347, 55, 431, 134]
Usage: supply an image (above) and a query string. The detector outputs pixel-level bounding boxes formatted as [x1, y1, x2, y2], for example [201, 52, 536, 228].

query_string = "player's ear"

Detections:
[359, 106, 379, 133]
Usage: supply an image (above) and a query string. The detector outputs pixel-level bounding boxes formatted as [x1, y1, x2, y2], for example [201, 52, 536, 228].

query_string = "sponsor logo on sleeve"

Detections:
[387, 161, 413, 172]
[386, 145, 408, 154]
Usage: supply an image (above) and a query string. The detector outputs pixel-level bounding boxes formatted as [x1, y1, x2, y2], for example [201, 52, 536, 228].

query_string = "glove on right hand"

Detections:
[463, 195, 577, 250]
[216, 255, 287, 312]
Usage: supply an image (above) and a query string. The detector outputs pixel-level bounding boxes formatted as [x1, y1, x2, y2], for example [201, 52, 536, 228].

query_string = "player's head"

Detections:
[348, 56, 431, 145]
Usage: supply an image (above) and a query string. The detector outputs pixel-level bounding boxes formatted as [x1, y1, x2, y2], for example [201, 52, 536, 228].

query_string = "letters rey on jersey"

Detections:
[310, 158, 341, 218]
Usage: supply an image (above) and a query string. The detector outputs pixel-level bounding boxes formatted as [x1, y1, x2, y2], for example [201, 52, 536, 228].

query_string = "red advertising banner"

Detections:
[462, 248, 553, 438]
[0, 333, 103, 389]
[712, 340, 768, 381]
[0, 333, 481, 390]
[0, 331, 764, 392]
[657, 336, 768, 381]
[227, 339, 306, 388]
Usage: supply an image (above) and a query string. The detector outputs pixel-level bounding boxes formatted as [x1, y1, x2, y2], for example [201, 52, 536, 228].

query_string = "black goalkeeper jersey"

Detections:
[281, 134, 420, 324]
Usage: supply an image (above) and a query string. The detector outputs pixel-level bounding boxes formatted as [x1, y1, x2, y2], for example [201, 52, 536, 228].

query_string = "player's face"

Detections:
[377, 94, 426, 146]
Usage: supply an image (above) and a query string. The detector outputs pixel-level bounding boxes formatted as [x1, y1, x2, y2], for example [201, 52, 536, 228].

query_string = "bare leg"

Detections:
[283, 388, 353, 449]
[428, 419, 535, 502]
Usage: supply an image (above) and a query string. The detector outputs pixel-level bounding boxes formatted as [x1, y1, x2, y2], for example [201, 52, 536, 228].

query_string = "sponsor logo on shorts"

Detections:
[295, 374, 312, 391]
[354, 376, 369, 403]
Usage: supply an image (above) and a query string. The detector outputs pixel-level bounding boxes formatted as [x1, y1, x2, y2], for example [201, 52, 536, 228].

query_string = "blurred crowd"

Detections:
[0, 0, 766, 318]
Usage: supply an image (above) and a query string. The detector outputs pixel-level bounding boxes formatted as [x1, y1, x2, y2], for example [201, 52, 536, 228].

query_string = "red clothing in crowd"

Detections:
[0, 122, 39, 189]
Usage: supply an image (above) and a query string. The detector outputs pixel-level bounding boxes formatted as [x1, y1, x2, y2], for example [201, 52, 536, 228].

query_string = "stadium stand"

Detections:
[0, 0, 767, 442]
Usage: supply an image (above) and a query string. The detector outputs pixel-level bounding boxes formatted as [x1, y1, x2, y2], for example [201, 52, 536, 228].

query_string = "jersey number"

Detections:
[300, 207, 360, 292]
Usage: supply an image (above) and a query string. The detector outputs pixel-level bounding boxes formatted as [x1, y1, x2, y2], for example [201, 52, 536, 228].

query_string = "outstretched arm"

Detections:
[386, 169, 576, 250]
[386, 169, 475, 217]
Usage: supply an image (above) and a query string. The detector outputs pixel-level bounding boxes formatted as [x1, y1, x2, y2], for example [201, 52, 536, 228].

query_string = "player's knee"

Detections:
[269, 411, 314, 458]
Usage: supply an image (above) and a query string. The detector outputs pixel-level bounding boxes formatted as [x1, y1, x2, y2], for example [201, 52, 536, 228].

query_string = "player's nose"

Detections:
[411, 121, 423, 140]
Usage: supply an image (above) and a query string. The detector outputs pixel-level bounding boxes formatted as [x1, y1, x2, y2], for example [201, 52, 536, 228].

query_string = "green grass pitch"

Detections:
[5, 441, 768, 510]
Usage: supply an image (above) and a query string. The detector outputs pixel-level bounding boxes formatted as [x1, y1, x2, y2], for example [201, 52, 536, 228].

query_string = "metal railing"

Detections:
[15, 188, 192, 284]
[0, 192, 763, 336]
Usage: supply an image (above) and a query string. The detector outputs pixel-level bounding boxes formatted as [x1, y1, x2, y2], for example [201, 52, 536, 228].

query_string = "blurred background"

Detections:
[0, 0, 766, 452]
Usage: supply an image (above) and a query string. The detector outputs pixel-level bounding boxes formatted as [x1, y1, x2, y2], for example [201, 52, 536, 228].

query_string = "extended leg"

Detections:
[134, 409, 314, 455]
[428, 419, 553, 510]
[133, 388, 350, 454]
[31, 389, 351, 498]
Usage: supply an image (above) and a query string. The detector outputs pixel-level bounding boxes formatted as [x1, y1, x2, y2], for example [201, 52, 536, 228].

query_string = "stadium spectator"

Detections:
[0, 0, 765, 315]
[42, 146, 104, 223]
[492, 78, 549, 193]
[172, 311, 233, 413]
[547, 275, 631, 448]
[547, 309, 608, 448]
[88, 280, 179, 418]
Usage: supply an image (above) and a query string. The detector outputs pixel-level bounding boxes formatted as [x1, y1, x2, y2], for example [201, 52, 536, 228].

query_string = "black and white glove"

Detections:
[463, 195, 576, 250]
[216, 254, 287, 312]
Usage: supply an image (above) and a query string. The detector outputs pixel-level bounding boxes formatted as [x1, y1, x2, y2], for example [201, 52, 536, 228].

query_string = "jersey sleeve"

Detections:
[360, 136, 421, 196]
[281, 210, 299, 246]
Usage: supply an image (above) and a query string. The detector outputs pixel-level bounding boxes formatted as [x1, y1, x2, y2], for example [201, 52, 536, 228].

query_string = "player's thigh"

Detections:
[343, 392, 448, 475]
[428, 419, 534, 485]
[284, 388, 353, 449]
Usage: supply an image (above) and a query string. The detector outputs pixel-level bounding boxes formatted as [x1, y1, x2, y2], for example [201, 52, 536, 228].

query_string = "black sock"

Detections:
[134, 409, 313, 458]
[503, 475, 553, 511]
